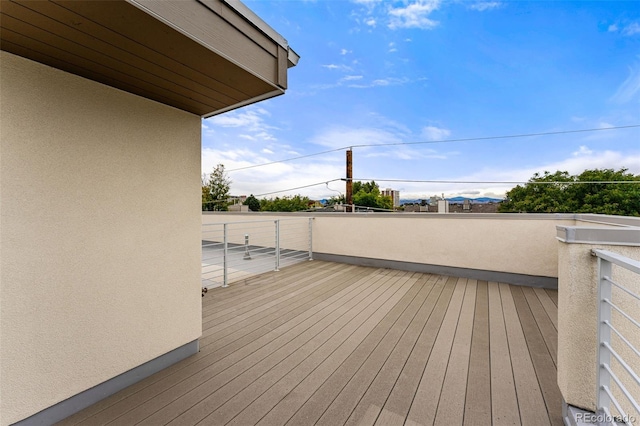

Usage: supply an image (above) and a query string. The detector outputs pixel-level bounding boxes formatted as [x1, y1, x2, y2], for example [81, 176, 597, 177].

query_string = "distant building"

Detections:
[381, 188, 400, 208]
[449, 201, 500, 213]
[403, 204, 429, 213]
[228, 195, 248, 205]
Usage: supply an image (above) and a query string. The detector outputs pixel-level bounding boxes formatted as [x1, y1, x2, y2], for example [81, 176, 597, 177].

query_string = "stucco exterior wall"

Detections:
[313, 214, 573, 277]
[204, 213, 575, 278]
[557, 242, 640, 413]
[1, 52, 202, 424]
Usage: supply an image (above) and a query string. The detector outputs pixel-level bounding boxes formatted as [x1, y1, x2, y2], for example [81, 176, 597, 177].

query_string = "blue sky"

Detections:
[202, 0, 640, 200]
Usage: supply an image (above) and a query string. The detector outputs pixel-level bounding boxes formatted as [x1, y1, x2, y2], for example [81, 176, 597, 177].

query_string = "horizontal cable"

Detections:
[601, 386, 633, 426]
[602, 363, 640, 415]
[605, 278, 640, 301]
[602, 321, 640, 358]
[603, 342, 640, 387]
[202, 218, 312, 227]
[603, 301, 640, 331]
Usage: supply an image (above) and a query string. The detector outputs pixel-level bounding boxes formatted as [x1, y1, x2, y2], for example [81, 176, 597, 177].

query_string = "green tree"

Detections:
[202, 164, 231, 211]
[351, 180, 393, 210]
[243, 194, 260, 212]
[499, 168, 640, 216]
[260, 195, 311, 212]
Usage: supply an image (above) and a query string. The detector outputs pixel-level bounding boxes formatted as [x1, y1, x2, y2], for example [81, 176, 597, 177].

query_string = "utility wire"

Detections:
[348, 125, 640, 149]
[254, 179, 342, 197]
[354, 178, 640, 185]
[226, 125, 640, 173]
[205, 177, 638, 203]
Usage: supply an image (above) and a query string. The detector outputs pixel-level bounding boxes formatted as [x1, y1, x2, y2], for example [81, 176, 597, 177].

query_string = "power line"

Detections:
[254, 179, 343, 197]
[353, 178, 640, 185]
[226, 124, 639, 173]
[349, 125, 640, 149]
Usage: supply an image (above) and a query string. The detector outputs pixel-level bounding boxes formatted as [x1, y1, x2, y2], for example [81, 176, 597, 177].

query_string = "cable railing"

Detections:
[593, 249, 640, 426]
[202, 218, 313, 289]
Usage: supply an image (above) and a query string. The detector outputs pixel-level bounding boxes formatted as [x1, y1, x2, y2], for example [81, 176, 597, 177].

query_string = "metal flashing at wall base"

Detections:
[314, 253, 558, 289]
[11, 340, 199, 426]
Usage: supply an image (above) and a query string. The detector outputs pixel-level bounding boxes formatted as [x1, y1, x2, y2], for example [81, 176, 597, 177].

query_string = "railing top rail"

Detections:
[203, 217, 313, 227]
[592, 249, 640, 275]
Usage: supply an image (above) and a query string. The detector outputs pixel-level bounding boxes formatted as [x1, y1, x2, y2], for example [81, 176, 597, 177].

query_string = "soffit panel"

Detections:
[0, 0, 285, 116]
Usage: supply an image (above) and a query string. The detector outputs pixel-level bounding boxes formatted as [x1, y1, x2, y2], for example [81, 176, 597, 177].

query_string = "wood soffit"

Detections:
[0, 0, 296, 117]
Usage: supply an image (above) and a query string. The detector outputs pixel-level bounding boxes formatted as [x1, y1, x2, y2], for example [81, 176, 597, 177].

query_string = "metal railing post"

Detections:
[308, 218, 313, 261]
[223, 223, 228, 288]
[275, 220, 280, 271]
[243, 233, 252, 260]
[596, 256, 612, 416]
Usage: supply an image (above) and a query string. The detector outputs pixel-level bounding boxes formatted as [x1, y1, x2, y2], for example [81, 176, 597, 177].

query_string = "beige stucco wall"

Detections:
[0, 52, 202, 425]
[313, 214, 574, 277]
[204, 212, 575, 278]
[557, 241, 640, 413]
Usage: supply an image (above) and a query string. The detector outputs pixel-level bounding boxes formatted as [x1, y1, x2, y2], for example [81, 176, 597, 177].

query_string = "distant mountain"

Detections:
[400, 197, 503, 205]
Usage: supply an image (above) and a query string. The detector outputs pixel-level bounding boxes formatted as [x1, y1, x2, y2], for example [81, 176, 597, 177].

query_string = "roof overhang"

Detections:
[0, 0, 298, 117]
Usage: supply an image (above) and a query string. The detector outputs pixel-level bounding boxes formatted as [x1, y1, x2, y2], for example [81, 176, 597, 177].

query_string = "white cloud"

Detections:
[203, 146, 345, 199]
[421, 126, 451, 141]
[262, 148, 274, 154]
[572, 146, 593, 156]
[340, 48, 351, 55]
[469, 2, 502, 12]
[365, 146, 640, 200]
[207, 107, 269, 129]
[623, 22, 640, 36]
[203, 106, 278, 143]
[255, 132, 277, 142]
[365, 17, 377, 27]
[388, 0, 440, 30]
[347, 76, 410, 88]
[610, 62, 640, 104]
[322, 64, 353, 72]
[309, 126, 403, 150]
[608, 21, 640, 36]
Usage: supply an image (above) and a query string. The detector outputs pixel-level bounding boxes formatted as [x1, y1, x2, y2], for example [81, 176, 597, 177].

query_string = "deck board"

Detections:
[57, 262, 561, 426]
[311, 275, 436, 426]
[488, 281, 521, 425]
[463, 280, 492, 426]
[500, 283, 550, 426]
[434, 279, 476, 425]
[405, 277, 467, 426]
[511, 287, 563, 426]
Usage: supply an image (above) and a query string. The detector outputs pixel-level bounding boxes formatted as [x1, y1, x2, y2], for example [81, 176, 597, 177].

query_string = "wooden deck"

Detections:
[58, 261, 562, 425]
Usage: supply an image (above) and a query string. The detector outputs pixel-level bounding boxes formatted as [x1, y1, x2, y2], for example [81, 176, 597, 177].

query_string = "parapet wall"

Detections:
[204, 212, 582, 286]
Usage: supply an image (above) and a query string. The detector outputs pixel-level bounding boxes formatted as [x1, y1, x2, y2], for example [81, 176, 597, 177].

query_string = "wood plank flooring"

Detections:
[58, 261, 561, 426]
